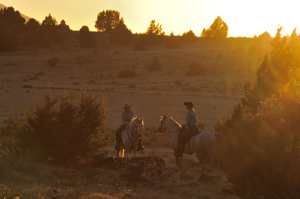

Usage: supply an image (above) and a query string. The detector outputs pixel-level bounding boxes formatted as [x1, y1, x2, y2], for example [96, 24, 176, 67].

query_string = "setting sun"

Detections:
[2, 0, 300, 37]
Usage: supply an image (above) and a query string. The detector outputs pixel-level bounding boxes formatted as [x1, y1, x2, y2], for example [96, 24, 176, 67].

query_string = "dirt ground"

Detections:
[0, 31, 270, 198]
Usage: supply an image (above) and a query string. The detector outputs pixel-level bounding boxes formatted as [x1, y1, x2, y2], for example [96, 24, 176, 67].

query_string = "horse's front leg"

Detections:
[173, 149, 183, 168]
[133, 144, 138, 157]
[124, 146, 131, 159]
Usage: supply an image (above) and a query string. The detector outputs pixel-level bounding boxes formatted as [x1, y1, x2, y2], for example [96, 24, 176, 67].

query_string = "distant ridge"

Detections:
[0, 4, 32, 22]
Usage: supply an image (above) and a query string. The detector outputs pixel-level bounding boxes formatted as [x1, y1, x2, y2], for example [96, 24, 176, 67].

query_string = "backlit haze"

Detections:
[2, 0, 300, 37]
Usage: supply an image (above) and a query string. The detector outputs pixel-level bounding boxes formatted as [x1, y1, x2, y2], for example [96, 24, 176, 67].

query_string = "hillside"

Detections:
[0, 31, 272, 198]
[0, 31, 270, 131]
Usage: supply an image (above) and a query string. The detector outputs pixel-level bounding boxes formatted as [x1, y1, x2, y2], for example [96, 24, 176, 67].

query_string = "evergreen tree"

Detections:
[95, 10, 120, 33]
[203, 16, 228, 39]
[41, 13, 57, 27]
[0, 6, 25, 33]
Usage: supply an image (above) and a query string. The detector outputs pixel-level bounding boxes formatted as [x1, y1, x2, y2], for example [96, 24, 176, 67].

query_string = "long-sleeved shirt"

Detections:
[121, 110, 134, 125]
[184, 109, 197, 126]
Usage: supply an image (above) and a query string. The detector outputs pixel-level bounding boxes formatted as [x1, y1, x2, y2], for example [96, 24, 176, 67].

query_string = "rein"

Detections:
[161, 117, 181, 133]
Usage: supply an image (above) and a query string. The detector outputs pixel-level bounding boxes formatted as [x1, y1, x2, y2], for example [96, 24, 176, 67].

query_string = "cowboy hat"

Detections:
[184, 102, 194, 108]
[123, 103, 133, 109]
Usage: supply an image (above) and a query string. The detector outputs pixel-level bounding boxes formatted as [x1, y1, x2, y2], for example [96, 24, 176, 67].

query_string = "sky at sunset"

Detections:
[1, 0, 300, 37]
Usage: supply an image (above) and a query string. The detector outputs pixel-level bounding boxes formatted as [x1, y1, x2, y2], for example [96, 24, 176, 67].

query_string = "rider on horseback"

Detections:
[176, 102, 198, 157]
[114, 103, 144, 151]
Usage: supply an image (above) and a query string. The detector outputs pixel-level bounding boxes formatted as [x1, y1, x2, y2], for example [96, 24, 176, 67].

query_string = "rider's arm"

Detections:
[121, 112, 127, 125]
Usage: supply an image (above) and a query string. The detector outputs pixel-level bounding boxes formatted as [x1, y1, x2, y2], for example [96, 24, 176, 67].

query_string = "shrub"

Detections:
[47, 56, 59, 67]
[174, 80, 182, 86]
[145, 57, 161, 72]
[2, 87, 108, 164]
[79, 26, 97, 48]
[0, 117, 24, 156]
[118, 70, 136, 78]
[181, 30, 197, 43]
[25, 87, 107, 164]
[215, 27, 300, 198]
[0, 184, 23, 199]
[186, 61, 206, 76]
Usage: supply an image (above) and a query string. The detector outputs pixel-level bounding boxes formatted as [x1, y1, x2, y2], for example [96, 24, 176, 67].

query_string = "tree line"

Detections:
[0, 7, 232, 51]
[0, 7, 274, 51]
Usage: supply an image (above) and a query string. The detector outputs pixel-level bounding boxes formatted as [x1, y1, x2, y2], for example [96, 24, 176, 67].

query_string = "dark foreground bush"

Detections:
[0, 87, 108, 164]
[215, 27, 300, 198]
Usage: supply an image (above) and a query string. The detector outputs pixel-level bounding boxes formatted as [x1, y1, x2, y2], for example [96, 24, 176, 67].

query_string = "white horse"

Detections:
[117, 117, 144, 158]
[157, 114, 217, 167]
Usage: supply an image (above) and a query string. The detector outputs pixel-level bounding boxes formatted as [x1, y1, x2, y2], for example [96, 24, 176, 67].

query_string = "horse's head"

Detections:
[157, 114, 167, 133]
[132, 117, 144, 137]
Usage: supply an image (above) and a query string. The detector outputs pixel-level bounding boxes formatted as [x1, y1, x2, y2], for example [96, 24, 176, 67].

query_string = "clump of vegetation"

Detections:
[181, 30, 197, 43]
[215, 27, 300, 198]
[0, 87, 108, 165]
[95, 10, 120, 33]
[186, 61, 207, 76]
[118, 70, 136, 78]
[79, 26, 97, 48]
[201, 16, 228, 39]
[174, 80, 182, 86]
[22, 85, 33, 88]
[145, 57, 161, 72]
[47, 56, 59, 67]
[0, 184, 23, 198]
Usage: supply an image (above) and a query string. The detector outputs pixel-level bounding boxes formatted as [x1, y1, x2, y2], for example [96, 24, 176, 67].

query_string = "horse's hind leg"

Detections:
[119, 149, 125, 158]
[175, 155, 183, 168]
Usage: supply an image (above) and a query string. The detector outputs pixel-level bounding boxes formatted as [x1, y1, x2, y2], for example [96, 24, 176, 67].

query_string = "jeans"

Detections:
[115, 124, 126, 147]
[177, 125, 197, 156]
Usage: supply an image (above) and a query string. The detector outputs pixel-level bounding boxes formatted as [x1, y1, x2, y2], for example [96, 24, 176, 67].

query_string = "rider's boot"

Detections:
[114, 135, 121, 150]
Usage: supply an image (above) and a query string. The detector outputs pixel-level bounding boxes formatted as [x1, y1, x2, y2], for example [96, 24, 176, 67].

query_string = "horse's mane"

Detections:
[127, 116, 144, 132]
[166, 115, 181, 128]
